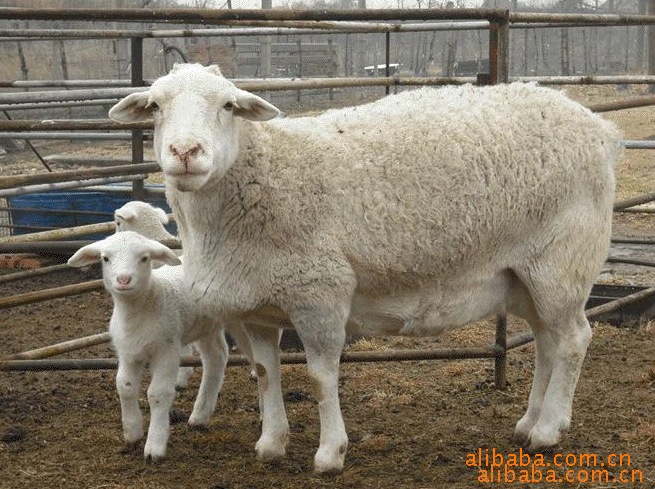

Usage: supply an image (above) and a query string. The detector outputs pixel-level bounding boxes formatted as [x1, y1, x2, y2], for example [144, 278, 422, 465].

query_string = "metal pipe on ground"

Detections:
[4, 332, 111, 360]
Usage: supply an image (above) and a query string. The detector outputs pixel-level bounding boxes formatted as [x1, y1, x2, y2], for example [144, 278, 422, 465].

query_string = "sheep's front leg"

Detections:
[245, 323, 289, 462]
[189, 327, 229, 427]
[291, 304, 349, 474]
[116, 356, 145, 450]
[144, 350, 179, 461]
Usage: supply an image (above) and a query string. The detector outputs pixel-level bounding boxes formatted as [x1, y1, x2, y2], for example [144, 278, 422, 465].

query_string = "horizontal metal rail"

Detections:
[0, 7, 511, 24]
[0, 162, 159, 190]
[0, 174, 147, 198]
[3, 286, 653, 372]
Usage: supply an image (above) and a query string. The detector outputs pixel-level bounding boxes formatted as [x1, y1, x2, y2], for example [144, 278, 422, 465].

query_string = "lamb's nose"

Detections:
[117, 275, 132, 286]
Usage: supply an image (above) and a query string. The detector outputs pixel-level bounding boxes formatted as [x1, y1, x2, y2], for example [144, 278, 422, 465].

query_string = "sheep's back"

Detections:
[261, 84, 620, 288]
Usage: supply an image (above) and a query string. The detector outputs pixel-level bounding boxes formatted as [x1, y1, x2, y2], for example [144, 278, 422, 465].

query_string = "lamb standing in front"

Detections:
[114, 200, 194, 388]
[109, 64, 622, 473]
[113, 200, 272, 385]
[68, 231, 228, 461]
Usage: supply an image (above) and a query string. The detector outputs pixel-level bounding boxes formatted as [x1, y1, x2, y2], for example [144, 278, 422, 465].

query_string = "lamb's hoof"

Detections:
[313, 445, 346, 475]
[169, 408, 188, 425]
[188, 422, 209, 432]
[255, 441, 286, 463]
[119, 441, 141, 455]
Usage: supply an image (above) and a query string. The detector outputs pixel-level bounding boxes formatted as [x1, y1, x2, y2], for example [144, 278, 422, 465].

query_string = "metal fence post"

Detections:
[130, 36, 145, 201]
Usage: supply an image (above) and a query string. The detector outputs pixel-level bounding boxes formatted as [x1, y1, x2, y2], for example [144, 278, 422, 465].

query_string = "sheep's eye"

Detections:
[115, 221, 121, 227]
[140, 256, 149, 263]
[223, 102, 234, 111]
[102, 256, 109, 263]
[148, 101, 160, 112]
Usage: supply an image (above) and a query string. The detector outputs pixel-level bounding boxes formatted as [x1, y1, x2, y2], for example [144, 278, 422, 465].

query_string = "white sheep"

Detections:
[114, 200, 194, 389]
[109, 63, 622, 473]
[67, 231, 228, 461]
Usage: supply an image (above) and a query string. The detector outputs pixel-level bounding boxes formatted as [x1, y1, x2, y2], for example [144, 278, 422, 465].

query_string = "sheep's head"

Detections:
[68, 231, 181, 296]
[109, 63, 280, 192]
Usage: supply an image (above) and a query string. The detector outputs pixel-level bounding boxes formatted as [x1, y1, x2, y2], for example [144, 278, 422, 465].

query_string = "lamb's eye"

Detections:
[115, 221, 121, 227]
[140, 256, 149, 263]
[148, 101, 160, 112]
[102, 256, 109, 263]
[223, 102, 234, 111]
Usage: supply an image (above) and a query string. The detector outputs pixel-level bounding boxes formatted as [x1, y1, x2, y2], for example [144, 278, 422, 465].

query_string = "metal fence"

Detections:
[1, 7, 655, 385]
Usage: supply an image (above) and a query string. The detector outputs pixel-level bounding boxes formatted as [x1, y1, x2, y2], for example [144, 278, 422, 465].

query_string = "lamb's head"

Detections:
[114, 201, 171, 236]
[67, 231, 181, 296]
[109, 63, 280, 191]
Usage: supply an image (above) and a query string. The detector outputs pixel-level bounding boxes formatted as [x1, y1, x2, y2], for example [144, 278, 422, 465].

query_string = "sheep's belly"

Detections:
[347, 273, 512, 337]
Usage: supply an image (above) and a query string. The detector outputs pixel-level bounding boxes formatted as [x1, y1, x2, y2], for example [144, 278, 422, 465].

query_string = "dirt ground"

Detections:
[1, 85, 655, 489]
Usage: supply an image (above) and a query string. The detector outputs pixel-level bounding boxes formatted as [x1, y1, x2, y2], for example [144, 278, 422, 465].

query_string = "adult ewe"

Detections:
[109, 63, 622, 473]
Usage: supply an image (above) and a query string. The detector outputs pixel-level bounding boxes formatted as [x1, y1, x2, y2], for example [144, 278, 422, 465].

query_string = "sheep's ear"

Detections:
[205, 65, 223, 77]
[68, 244, 102, 268]
[234, 89, 280, 121]
[149, 242, 182, 267]
[109, 91, 153, 123]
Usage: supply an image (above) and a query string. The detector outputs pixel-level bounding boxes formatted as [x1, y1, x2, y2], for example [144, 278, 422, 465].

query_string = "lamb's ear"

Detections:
[68, 244, 103, 268]
[109, 91, 153, 123]
[154, 207, 169, 225]
[114, 208, 136, 222]
[234, 89, 280, 121]
[149, 242, 182, 267]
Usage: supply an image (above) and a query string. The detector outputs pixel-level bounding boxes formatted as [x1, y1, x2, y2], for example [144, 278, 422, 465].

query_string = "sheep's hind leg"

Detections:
[189, 328, 229, 427]
[116, 356, 145, 451]
[245, 323, 289, 462]
[513, 326, 556, 445]
[524, 308, 591, 450]
[291, 304, 349, 474]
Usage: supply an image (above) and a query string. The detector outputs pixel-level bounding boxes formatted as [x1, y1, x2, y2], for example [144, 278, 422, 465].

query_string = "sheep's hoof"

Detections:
[144, 453, 166, 464]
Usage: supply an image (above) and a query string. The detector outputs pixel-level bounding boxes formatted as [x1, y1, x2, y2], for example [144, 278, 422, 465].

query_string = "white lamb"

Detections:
[114, 200, 194, 388]
[67, 231, 228, 461]
[113, 200, 270, 384]
[109, 63, 622, 473]
[114, 200, 178, 243]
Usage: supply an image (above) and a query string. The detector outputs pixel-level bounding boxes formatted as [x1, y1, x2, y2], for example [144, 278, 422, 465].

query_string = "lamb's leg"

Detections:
[226, 323, 265, 420]
[291, 304, 349, 474]
[244, 323, 289, 462]
[188, 327, 229, 427]
[116, 356, 145, 450]
[144, 351, 179, 461]
[175, 342, 196, 389]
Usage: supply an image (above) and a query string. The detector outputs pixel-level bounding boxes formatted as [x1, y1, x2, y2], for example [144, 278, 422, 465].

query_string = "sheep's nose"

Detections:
[116, 275, 132, 286]
[169, 143, 202, 162]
